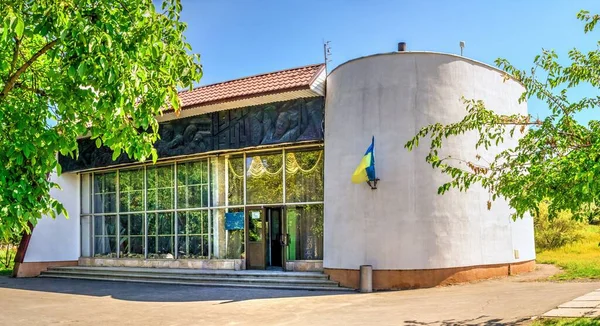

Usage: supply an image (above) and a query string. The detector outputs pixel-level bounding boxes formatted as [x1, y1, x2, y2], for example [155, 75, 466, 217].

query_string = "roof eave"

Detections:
[157, 86, 322, 122]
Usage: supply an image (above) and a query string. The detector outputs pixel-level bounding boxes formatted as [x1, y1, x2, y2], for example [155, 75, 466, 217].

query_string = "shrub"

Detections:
[0, 233, 20, 270]
[535, 201, 584, 251]
[578, 203, 600, 225]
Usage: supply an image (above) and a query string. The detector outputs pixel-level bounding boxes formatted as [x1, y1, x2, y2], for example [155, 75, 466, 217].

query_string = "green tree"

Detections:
[405, 10, 600, 221]
[0, 0, 202, 240]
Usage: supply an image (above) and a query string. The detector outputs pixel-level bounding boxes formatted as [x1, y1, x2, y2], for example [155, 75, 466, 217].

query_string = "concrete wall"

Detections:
[324, 52, 534, 271]
[24, 172, 80, 263]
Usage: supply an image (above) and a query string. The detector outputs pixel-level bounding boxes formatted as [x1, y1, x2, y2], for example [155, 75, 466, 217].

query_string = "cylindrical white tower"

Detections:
[323, 52, 535, 290]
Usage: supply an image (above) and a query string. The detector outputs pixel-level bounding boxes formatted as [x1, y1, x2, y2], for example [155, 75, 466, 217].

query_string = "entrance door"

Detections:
[246, 207, 265, 270]
[245, 206, 288, 270]
[266, 207, 285, 270]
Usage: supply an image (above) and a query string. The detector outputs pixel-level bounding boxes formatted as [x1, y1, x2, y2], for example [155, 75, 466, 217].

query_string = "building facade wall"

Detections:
[15, 172, 81, 277]
[323, 52, 535, 278]
[24, 172, 80, 263]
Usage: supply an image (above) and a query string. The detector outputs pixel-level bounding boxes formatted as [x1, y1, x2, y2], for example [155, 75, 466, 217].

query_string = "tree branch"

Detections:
[1, 39, 58, 99]
[13, 82, 48, 97]
[10, 37, 20, 75]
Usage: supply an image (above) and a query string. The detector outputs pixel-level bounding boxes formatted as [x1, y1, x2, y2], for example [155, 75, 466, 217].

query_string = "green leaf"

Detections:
[68, 65, 76, 78]
[15, 17, 24, 38]
[77, 62, 87, 77]
[2, 19, 8, 41]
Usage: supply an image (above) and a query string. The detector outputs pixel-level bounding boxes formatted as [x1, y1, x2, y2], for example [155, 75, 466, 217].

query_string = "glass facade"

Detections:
[80, 147, 324, 261]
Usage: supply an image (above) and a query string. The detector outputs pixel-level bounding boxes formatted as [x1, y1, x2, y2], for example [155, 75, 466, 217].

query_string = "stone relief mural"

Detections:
[59, 97, 324, 172]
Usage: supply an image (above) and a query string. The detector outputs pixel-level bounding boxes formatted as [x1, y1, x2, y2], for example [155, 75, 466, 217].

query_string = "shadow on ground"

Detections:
[404, 316, 533, 325]
[0, 275, 350, 303]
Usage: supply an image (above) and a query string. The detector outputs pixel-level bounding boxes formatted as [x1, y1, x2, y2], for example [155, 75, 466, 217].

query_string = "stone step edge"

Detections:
[39, 274, 353, 292]
[49, 267, 330, 279]
[40, 270, 339, 286]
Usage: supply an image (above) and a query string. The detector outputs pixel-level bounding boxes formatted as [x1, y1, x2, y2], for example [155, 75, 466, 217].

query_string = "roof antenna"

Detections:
[460, 41, 465, 56]
[323, 40, 332, 74]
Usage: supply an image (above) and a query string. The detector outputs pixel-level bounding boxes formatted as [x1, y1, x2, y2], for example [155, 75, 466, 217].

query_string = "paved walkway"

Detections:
[544, 288, 600, 318]
[1, 266, 599, 325]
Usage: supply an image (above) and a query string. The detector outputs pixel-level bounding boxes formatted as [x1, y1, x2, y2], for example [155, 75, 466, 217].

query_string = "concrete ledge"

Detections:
[79, 257, 245, 271]
[13, 261, 78, 278]
[285, 261, 323, 272]
[324, 260, 535, 290]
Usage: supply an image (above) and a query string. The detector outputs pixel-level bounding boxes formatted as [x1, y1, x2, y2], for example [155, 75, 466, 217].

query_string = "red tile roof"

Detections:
[178, 63, 325, 109]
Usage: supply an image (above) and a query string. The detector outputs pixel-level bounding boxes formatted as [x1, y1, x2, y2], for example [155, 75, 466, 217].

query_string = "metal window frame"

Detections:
[174, 162, 178, 259]
[116, 170, 120, 258]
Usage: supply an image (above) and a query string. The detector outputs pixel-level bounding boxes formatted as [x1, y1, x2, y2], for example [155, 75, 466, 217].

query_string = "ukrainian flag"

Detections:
[351, 137, 376, 184]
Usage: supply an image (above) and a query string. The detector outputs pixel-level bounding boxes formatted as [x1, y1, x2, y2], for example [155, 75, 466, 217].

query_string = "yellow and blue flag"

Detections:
[351, 137, 376, 184]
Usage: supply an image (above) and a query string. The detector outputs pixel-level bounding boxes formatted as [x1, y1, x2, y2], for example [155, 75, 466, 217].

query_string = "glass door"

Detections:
[245, 207, 265, 269]
[266, 207, 286, 270]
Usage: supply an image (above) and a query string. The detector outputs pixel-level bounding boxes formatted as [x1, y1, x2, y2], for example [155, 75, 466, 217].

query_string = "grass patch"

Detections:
[0, 245, 16, 276]
[532, 318, 600, 325]
[537, 225, 600, 280]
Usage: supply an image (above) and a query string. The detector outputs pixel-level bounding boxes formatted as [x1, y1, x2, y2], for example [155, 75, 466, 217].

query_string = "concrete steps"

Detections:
[39, 266, 351, 291]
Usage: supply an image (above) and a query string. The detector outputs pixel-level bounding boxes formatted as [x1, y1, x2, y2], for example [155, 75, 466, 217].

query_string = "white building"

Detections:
[14, 51, 535, 290]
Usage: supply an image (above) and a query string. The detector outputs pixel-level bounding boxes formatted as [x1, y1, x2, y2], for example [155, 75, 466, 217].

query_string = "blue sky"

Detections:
[179, 0, 599, 124]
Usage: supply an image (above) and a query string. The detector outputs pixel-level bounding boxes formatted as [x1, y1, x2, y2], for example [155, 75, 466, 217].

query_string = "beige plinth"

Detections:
[325, 260, 535, 290]
[285, 260, 323, 272]
[13, 260, 79, 278]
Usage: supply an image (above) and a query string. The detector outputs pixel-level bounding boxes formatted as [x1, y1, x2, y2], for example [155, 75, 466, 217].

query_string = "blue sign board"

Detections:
[225, 212, 244, 230]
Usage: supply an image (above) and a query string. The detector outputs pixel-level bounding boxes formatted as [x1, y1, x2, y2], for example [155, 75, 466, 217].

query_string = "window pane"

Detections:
[286, 204, 323, 260]
[202, 212, 209, 235]
[202, 185, 209, 207]
[147, 165, 174, 210]
[189, 161, 203, 185]
[94, 215, 117, 236]
[178, 235, 209, 259]
[147, 212, 174, 259]
[177, 214, 186, 235]
[186, 185, 203, 208]
[93, 195, 103, 213]
[93, 172, 117, 213]
[246, 152, 283, 204]
[177, 160, 209, 209]
[103, 194, 117, 213]
[227, 156, 244, 205]
[177, 211, 209, 259]
[188, 211, 203, 234]
[94, 237, 116, 257]
[157, 188, 173, 210]
[119, 214, 145, 258]
[104, 172, 117, 192]
[81, 215, 92, 257]
[158, 236, 174, 255]
[248, 209, 263, 242]
[93, 174, 102, 194]
[158, 213, 173, 234]
[120, 214, 143, 236]
[81, 174, 92, 214]
[285, 149, 324, 203]
[119, 168, 144, 212]
[93, 215, 117, 257]
[210, 157, 226, 207]
[120, 236, 144, 258]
